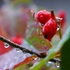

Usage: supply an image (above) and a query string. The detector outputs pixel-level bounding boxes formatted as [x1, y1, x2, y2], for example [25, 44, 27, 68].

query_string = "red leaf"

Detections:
[0, 41, 13, 55]
[13, 55, 37, 69]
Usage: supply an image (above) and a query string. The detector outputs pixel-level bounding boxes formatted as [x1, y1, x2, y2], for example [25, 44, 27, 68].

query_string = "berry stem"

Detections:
[51, 10, 62, 39]
[58, 22, 62, 39]
[56, 17, 62, 39]
[51, 9, 55, 19]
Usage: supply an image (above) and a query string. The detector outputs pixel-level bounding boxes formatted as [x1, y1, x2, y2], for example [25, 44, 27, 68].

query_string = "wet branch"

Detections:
[0, 36, 46, 58]
[0, 36, 60, 63]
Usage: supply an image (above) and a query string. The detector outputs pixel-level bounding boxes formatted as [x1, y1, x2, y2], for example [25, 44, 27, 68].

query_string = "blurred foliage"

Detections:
[12, 0, 32, 6]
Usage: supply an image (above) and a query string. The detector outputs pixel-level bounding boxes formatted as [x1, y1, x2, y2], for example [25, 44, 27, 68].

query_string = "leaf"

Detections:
[14, 64, 27, 70]
[13, 0, 32, 6]
[60, 32, 70, 69]
[60, 38, 70, 70]
[51, 35, 60, 46]
[26, 22, 52, 52]
[13, 55, 37, 70]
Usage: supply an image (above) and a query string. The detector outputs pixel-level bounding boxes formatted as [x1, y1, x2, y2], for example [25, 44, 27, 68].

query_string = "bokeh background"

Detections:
[0, 0, 69, 70]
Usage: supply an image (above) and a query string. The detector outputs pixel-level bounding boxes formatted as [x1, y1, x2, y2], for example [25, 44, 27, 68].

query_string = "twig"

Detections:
[50, 58, 60, 63]
[0, 36, 46, 58]
[0, 36, 60, 63]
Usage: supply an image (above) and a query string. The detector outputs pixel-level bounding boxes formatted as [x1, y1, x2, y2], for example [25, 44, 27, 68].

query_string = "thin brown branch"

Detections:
[50, 58, 60, 63]
[0, 35, 46, 58]
[0, 36, 60, 63]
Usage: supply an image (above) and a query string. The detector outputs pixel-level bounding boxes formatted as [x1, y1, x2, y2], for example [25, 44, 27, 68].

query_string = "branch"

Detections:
[0, 36, 46, 58]
[50, 58, 60, 63]
[0, 36, 60, 63]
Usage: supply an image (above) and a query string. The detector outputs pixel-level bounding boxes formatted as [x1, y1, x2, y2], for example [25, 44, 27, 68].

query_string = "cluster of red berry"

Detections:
[36, 9, 57, 41]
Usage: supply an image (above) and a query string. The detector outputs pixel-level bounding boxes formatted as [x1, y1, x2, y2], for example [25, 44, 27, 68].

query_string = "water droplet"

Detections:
[57, 27, 60, 31]
[56, 65, 60, 68]
[4, 43, 9, 48]
[34, 57, 38, 61]
[47, 61, 55, 67]
[57, 25, 60, 31]
[16, 48, 20, 52]
[55, 61, 60, 68]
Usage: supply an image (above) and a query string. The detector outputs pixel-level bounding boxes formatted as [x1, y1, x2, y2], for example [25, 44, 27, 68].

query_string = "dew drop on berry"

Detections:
[4, 43, 9, 48]
[57, 25, 60, 31]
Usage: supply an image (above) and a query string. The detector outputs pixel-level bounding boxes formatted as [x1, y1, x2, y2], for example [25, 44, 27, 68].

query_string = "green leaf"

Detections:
[13, 64, 28, 70]
[12, 0, 32, 6]
[26, 35, 52, 51]
[26, 24, 52, 52]
[60, 38, 70, 70]
[51, 35, 60, 46]
[60, 28, 70, 69]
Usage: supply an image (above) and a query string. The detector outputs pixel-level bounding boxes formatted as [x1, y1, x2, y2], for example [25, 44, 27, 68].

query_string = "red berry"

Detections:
[36, 10, 51, 24]
[58, 10, 66, 27]
[42, 18, 57, 41]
